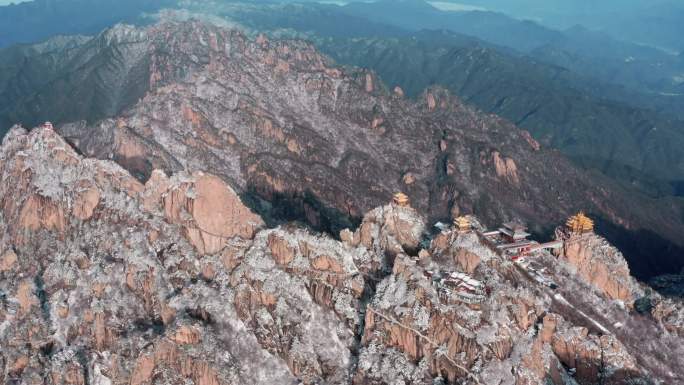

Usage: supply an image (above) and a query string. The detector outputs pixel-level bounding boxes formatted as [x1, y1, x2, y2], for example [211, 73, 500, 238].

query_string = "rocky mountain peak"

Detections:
[0, 123, 682, 384]
[100, 23, 148, 45]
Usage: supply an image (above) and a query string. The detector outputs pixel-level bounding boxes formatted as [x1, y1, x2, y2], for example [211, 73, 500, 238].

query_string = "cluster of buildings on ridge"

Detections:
[392, 192, 596, 307]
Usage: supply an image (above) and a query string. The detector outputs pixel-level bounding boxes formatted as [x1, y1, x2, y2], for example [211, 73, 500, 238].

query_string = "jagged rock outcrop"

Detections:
[342, 202, 426, 258]
[558, 233, 635, 302]
[650, 296, 684, 337]
[0, 126, 368, 385]
[143, 170, 264, 254]
[492, 151, 520, 186]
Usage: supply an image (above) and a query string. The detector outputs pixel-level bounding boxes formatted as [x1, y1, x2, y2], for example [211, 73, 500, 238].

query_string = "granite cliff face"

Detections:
[0, 124, 682, 385]
[0, 125, 366, 385]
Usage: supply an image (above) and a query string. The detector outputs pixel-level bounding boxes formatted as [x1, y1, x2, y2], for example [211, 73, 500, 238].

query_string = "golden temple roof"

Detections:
[454, 216, 471, 231]
[393, 192, 410, 207]
[566, 212, 594, 234]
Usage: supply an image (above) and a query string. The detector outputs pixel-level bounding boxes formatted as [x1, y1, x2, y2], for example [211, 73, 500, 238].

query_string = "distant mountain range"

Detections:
[215, 1, 684, 197]
[2, 0, 682, 103]
[311, 31, 684, 196]
[335, 0, 684, 101]
[0, 0, 172, 47]
[340, 0, 561, 52]
[442, 0, 684, 51]
[0, 26, 151, 135]
[532, 25, 684, 100]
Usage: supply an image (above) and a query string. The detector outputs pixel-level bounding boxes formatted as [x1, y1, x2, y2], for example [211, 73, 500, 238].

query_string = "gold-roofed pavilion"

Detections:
[566, 212, 594, 234]
[393, 192, 410, 207]
[454, 216, 471, 232]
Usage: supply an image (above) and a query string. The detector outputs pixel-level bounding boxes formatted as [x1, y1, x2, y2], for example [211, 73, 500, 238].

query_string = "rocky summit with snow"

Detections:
[0, 122, 682, 385]
[0, 20, 683, 385]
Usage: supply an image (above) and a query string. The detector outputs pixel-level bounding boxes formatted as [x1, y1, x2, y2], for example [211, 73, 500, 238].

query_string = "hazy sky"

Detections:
[0, 0, 29, 4]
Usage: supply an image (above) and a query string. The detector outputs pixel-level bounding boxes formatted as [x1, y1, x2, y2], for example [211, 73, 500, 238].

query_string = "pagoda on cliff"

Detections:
[566, 212, 594, 234]
[454, 216, 471, 232]
[393, 192, 410, 207]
